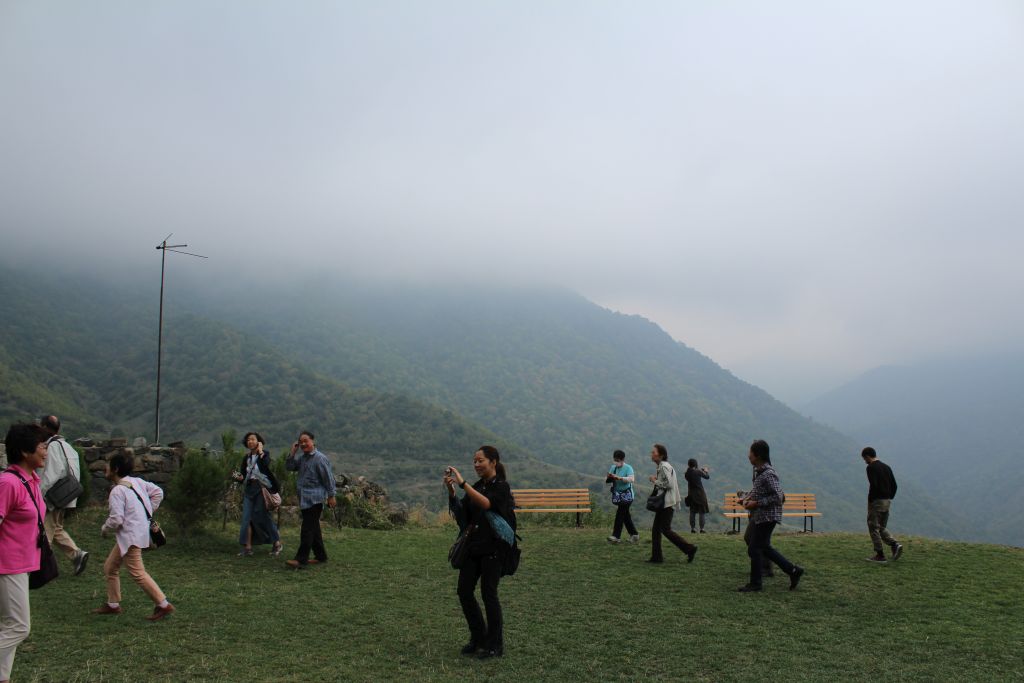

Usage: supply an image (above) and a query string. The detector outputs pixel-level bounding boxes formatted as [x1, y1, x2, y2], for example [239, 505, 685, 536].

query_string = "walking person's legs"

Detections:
[103, 544, 124, 605]
[310, 503, 327, 562]
[689, 507, 697, 532]
[457, 556, 487, 652]
[612, 504, 626, 539]
[295, 505, 316, 563]
[122, 547, 166, 605]
[0, 573, 30, 683]
[44, 508, 81, 561]
[622, 502, 638, 538]
[478, 555, 504, 655]
[239, 494, 255, 551]
[660, 508, 697, 558]
[650, 509, 665, 561]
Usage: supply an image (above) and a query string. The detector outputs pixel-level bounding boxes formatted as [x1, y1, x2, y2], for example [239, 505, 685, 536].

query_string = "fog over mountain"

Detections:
[2, 1, 1023, 405]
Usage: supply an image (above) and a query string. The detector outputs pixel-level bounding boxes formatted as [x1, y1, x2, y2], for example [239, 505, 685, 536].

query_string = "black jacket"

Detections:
[866, 460, 897, 501]
[238, 452, 280, 495]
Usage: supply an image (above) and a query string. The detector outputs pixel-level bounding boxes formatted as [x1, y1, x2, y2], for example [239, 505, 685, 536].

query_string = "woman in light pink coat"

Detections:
[91, 453, 174, 621]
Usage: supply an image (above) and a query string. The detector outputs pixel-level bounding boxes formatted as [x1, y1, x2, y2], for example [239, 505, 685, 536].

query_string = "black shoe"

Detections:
[73, 550, 90, 576]
[646, 558, 664, 564]
[690, 528, 696, 533]
[789, 565, 805, 590]
[891, 543, 903, 561]
[699, 529, 706, 534]
[686, 547, 698, 564]
[737, 584, 762, 592]
[460, 642, 481, 656]
[478, 646, 503, 659]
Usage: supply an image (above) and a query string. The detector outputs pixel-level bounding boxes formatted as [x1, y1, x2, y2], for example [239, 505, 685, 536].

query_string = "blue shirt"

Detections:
[608, 463, 634, 493]
[285, 448, 336, 510]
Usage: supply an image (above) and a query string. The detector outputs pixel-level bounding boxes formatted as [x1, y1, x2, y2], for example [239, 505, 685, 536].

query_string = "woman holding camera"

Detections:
[445, 446, 515, 659]
[232, 432, 282, 557]
[684, 458, 711, 533]
[0, 423, 50, 683]
[647, 444, 697, 564]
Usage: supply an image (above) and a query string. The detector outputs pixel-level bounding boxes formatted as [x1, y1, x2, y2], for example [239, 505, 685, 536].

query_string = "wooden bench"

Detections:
[723, 493, 822, 533]
[512, 489, 591, 528]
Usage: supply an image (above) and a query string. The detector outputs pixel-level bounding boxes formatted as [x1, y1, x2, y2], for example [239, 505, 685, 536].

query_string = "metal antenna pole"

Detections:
[154, 235, 207, 443]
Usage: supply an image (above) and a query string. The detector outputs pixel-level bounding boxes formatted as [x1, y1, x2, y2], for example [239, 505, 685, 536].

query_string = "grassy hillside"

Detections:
[16, 511, 1024, 682]
[804, 356, 1024, 546]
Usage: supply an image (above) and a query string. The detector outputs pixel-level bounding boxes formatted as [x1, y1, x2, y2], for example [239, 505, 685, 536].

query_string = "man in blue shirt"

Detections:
[284, 431, 337, 569]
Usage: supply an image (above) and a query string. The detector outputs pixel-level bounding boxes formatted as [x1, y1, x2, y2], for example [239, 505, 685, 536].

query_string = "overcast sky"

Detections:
[2, 1, 1022, 404]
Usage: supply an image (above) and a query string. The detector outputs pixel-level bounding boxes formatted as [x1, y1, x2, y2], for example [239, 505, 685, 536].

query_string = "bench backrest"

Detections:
[512, 488, 591, 513]
[723, 493, 818, 512]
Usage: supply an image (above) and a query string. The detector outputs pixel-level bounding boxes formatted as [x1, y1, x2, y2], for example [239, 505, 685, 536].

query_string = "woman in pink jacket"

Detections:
[91, 453, 174, 621]
[0, 424, 50, 683]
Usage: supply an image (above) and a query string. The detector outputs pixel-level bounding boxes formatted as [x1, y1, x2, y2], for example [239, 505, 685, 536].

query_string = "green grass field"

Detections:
[13, 511, 1024, 682]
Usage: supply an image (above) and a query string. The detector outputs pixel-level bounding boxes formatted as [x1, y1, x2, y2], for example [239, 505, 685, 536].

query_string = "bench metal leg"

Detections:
[576, 511, 582, 528]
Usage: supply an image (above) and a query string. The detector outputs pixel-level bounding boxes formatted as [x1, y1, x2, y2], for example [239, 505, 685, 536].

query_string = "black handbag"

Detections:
[128, 485, 167, 548]
[43, 439, 84, 509]
[646, 487, 666, 512]
[4, 468, 59, 589]
[448, 524, 475, 569]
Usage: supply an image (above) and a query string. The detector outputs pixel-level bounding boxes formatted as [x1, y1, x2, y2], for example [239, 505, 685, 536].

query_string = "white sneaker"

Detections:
[607, 536, 621, 544]
[628, 535, 639, 544]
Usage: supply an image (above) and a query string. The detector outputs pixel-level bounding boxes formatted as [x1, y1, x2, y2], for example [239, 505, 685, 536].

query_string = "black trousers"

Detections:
[612, 502, 639, 538]
[295, 503, 327, 564]
[651, 507, 695, 561]
[747, 521, 795, 586]
[457, 553, 503, 650]
[744, 518, 773, 576]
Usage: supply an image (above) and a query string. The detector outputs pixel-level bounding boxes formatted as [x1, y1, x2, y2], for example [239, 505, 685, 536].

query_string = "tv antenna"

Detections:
[154, 234, 207, 443]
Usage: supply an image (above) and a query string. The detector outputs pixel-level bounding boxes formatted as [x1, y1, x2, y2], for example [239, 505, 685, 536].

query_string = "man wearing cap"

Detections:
[39, 415, 89, 576]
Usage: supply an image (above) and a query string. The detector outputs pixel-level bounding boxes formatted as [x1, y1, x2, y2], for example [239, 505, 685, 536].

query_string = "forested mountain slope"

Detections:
[0, 269, 587, 502]
[803, 356, 1024, 546]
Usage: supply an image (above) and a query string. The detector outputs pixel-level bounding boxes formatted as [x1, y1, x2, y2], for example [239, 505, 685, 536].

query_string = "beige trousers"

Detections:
[104, 545, 165, 605]
[0, 572, 30, 680]
[44, 508, 81, 561]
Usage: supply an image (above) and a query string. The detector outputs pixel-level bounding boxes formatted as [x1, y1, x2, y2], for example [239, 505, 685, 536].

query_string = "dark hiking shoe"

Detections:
[866, 554, 887, 563]
[73, 550, 90, 576]
[645, 558, 664, 564]
[789, 565, 805, 590]
[478, 646, 504, 659]
[686, 546, 698, 564]
[737, 584, 762, 592]
[891, 543, 904, 561]
[460, 642, 482, 656]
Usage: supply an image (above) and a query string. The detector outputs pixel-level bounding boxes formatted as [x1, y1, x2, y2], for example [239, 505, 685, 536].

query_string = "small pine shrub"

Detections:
[166, 449, 227, 532]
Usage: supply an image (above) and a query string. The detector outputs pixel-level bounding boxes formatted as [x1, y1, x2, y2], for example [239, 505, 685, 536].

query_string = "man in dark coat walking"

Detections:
[862, 447, 903, 563]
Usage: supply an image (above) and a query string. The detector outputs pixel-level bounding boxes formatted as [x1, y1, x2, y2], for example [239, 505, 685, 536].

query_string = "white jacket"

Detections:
[101, 477, 164, 556]
[654, 461, 683, 510]
[40, 437, 82, 509]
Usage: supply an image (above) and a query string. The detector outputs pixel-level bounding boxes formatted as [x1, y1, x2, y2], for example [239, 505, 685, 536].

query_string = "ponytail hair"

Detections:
[478, 445, 506, 482]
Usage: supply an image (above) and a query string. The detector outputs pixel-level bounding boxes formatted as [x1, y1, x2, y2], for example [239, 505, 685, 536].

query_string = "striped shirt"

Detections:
[285, 448, 336, 510]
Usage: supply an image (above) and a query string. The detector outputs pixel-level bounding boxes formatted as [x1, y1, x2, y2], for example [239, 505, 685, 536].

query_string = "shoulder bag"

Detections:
[3, 469, 59, 589]
[43, 439, 84, 509]
[448, 523, 475, 569]
[261, 486, 282, 512]
[645, 487, 666, 512]
[128, 484, 167, 548]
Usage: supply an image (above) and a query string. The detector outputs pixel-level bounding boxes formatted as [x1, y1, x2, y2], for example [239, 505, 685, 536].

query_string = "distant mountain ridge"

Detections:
[803, 355, 1024, 546]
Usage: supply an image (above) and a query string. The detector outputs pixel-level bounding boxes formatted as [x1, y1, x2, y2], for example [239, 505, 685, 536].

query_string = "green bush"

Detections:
[270, 453, 297, 505]
[337, 494, 394, 530]
[166, 449, 226, 532]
